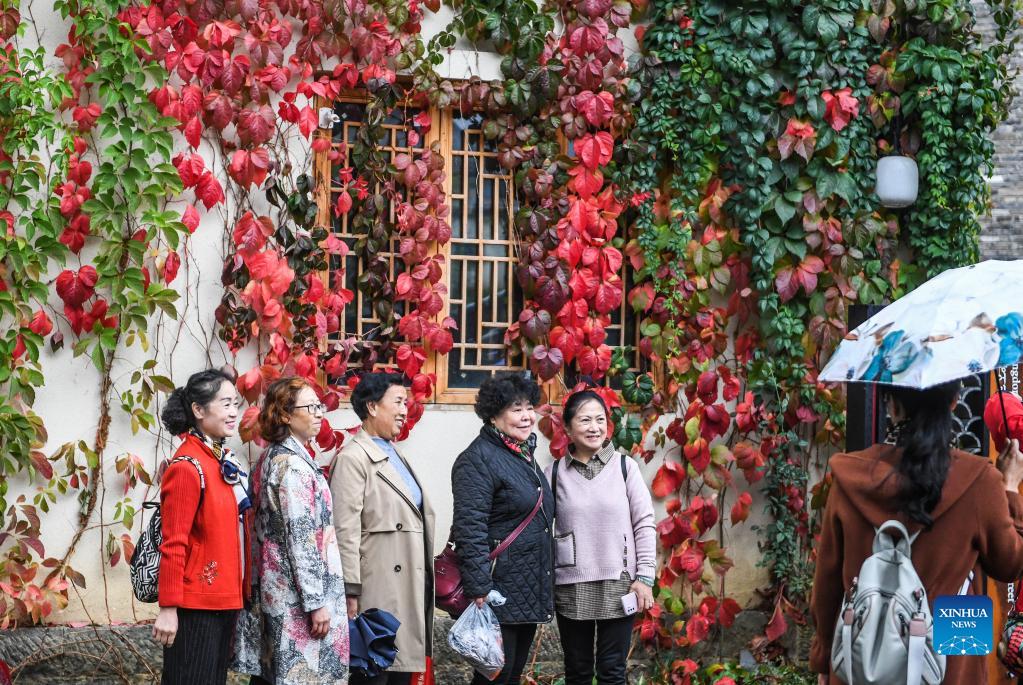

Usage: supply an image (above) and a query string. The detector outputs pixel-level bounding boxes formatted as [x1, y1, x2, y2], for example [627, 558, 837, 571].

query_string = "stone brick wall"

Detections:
[977, 2, 1023, 259]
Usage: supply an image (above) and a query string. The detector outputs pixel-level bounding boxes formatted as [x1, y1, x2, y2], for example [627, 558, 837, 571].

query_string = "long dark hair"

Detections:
[885, 379, 961, 527]
[161, 369, 235, 435]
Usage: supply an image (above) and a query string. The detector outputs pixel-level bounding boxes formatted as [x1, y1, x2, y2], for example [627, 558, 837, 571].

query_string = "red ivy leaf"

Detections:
[183, 115, 202, 149]
[181, 205, 200, 233]
[575, 90, 614, 127]
[172, 153, 206, 187]
[719, 598, 741, 628]
[776, 255, 825, 302]
[30, 450, 53, 480]
[72, 103, 101, 132]
[395, 344, 426, 377]
[567, 164, 603, 198]
[232, 212, 274, 254]
[575, 131, 614, 170]
[425, 325, 454, 354]
[195, 172, 225, 209]
[59, 214, 90, 253]
[651, 460, 684, 498]
[236, 104, 275, 145]
[228, 148, 270, 188]
[823, 87, 859, 132]
[162, 251, 181, 283]
[686, 613, 712, 645]
[730, 491, 752, 526]
[297, 105, 318, 138]
[593, 281, 621, 315]
[28, 310, 53, 337]
[239, 405, 263, 444]
[55, 266, 98, 307]
[530, 344, 564, 381]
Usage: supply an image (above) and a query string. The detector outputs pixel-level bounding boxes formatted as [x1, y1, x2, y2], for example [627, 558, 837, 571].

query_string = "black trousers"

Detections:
[161, 608, 237, 685]
[556, 613, 636, 685]
[350, 672, 413, 685]
[470, 623, 537, 685]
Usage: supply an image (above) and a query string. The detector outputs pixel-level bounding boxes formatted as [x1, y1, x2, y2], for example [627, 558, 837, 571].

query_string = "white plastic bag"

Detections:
[446, 601, 505, 680]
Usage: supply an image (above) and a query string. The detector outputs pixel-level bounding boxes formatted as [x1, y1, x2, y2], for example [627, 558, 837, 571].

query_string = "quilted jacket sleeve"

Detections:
[451, 445, 496, 600]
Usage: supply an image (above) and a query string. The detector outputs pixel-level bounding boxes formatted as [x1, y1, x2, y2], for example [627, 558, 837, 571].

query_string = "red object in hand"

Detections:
[985, 391, 1023, 452]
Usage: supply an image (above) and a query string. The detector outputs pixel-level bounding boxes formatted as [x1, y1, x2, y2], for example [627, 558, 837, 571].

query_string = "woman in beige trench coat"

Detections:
[330, 372, 435, 685]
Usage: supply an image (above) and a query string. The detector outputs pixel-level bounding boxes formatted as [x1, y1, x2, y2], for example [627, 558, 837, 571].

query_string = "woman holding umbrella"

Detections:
[809, 381, 1023, 684]
[812, 261, 1023, 684]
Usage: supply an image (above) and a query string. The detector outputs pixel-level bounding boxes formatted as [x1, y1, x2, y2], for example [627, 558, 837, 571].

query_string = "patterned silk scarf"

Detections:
[485, 422, 538, 461]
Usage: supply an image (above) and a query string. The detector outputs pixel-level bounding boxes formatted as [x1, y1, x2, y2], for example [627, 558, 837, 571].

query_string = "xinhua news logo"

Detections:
[933, 595, 993, 656]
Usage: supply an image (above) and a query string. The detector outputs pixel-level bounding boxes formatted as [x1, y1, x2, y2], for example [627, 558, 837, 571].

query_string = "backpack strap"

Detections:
[551, 458, 559, 522]
[169, 456, 205, 508]
[841, 613, 853, 685]
[620, 453, 627, 481]
[959, 570, 975, 596]
[907, 616, 928, 685]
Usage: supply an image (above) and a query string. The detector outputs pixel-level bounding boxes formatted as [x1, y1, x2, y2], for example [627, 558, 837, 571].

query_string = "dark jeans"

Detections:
[470, 623, 538, 685]
[161, 608, 237, 685]
[556, 613, 636, 685]
[351, 672, 413, 685]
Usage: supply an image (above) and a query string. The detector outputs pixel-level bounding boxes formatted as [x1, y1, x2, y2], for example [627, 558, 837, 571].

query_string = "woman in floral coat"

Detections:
[234, 377, 349, 684]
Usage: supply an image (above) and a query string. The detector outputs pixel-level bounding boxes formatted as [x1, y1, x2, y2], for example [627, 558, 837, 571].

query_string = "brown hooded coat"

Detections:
[810, 444, 1023, 684]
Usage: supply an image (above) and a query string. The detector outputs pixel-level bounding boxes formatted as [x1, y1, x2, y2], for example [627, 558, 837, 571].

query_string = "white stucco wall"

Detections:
[8, 0, 769, 626]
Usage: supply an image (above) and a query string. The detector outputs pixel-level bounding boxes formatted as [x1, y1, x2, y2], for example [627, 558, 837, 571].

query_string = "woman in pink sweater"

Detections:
[544, 390, 657, 685]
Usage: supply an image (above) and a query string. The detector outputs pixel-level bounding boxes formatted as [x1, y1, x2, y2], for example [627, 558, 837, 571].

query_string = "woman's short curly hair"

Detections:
[474, 371, 541, 423]
[260, 377, 309, 444]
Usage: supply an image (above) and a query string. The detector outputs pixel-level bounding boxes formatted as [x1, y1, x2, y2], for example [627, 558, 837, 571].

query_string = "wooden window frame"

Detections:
[313, 93, 656, 406]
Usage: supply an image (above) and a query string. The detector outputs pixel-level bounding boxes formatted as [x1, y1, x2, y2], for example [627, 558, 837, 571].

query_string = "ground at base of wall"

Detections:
[0, 610, 803, 684]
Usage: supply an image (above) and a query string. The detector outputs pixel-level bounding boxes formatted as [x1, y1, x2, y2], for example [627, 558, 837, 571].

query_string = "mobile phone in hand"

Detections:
[621, 591, 638, 615]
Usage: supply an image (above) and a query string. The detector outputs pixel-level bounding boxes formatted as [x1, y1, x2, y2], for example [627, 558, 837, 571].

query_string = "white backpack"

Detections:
[831, 520, 945, 685]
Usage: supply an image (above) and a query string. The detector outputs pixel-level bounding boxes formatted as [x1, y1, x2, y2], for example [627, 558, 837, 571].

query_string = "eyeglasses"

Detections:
[295, 403, 327, 415]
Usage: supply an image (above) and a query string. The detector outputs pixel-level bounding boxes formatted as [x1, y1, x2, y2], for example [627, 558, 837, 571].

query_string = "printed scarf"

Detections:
[485, 422, 537, 461]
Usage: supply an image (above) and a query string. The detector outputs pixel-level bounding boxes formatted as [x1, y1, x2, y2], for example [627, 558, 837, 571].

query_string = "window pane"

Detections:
[328, 102, 423, 368]
[447, 112, 524, 389]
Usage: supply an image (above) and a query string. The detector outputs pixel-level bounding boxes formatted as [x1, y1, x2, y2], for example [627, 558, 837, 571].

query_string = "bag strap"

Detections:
[169, 456, 206, 508]
[907, 616, 927, 685]
[621, 453, 627, 481]
[551, 458, 560, 522]
[489, 491, 543, 560]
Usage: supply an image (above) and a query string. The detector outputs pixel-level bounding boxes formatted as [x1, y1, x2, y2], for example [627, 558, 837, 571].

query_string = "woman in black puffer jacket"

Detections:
[451, 371, 554, 685]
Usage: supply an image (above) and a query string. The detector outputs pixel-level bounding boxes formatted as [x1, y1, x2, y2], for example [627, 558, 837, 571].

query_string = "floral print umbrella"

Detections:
[820, 260, 1023, 388]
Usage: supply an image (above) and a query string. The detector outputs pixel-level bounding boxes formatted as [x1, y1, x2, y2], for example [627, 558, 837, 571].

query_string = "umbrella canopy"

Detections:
[348, 607, 401, 678]
[819, 260, 1023, 388]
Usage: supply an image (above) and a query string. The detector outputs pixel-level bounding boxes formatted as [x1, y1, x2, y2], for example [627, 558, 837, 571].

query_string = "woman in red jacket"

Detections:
[152, 369, 249, 685]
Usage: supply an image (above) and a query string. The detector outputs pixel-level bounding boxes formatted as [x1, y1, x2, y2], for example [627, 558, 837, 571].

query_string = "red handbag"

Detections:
[434, 493, 543, 618]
